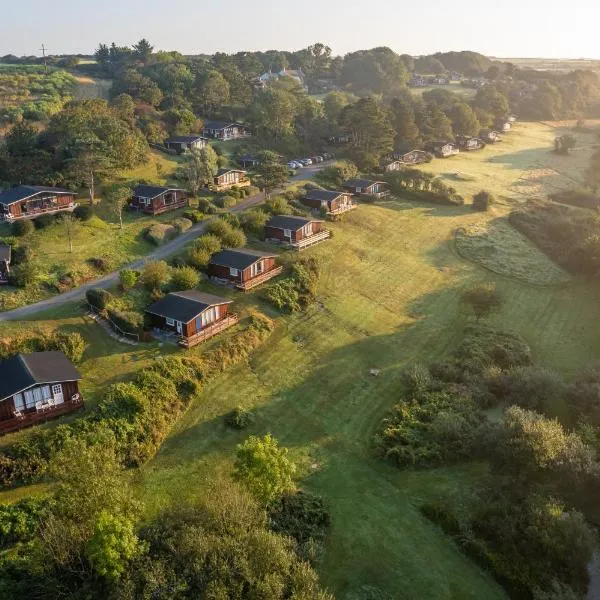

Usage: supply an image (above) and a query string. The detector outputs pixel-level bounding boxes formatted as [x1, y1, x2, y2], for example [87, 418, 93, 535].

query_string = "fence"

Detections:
[87, 303, 140, 342]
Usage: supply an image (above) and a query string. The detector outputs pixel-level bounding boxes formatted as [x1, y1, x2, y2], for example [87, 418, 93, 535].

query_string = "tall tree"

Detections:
[391, 95, 420, 147]
[249, 88, 298, 138]
[106, 184, 131, 229]
[132, 38, 154, 64]
[195, 70, 230, 115]
[255, 151, 289, 198]
[181, 146, 218, 194]
[450, 102, 481, 136]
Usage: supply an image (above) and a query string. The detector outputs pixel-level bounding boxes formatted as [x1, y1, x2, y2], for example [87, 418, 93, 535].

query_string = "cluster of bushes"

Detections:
[214, 184, 256, 209]
[384, 169, 465, 206]
[267, 256, 320, 313]
[0, 330, 87, 364]
[187, 217, 247, 269]
[550, 188, 600, 210]
[182, 208, 204, 223]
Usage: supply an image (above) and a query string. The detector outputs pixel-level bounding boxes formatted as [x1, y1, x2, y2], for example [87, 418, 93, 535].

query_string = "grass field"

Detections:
[409, 83, 477, 99]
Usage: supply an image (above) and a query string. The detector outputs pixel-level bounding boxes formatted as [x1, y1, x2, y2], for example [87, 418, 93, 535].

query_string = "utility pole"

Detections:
[39, 44, 48, 73]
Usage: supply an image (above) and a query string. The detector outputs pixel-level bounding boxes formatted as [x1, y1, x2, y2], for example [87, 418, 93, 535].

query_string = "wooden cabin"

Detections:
[0, 186, 77, 222]
[146, 290, 237, 348]
[202, 121, 250, 141]
[494, 118, 512, 132]
[302, 190, 356, 216]
[384, 160, 403, 172]
[343, 179, 388, 198]
[425, 141, 460, 158]
[131, 185, 187, 215]
[0, 351, 83, 435]
[265, 215, 330, 251]
[212, 168, 250, 192]
[480, 129, 501, 144]
[391, 149, 430, 165]
[208, 248, 283, 291]
[456, 136, 486, 151]
[0, 245, 10, 284]
[164, 135, 207, 154]
[238, 155, 260, 169]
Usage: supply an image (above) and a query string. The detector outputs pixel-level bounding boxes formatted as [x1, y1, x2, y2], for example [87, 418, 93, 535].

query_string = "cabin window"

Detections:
[13, 393, 24, 412]
[250, 261, 264, 277]
[201, 306, 218, 327]
[283, 229, 292, 238]
[52, 384, 62, 396]
[166, 317, 175, 326]
[41, 385, 51, 400]
[229, 267, 239, 277]
[24, 390, 35, 409]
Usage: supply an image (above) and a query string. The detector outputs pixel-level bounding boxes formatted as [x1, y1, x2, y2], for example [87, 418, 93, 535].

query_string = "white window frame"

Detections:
[52, 384, 62, 395]
[283, 228, 292, 238]
[13, 393, 24, 412]
[24, 390, 35, 409]
[166, 317, 175, 326]
[229, 267, 239, 277]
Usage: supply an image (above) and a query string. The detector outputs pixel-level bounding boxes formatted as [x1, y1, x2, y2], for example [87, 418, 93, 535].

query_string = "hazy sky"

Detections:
[3, 0, 599, 59]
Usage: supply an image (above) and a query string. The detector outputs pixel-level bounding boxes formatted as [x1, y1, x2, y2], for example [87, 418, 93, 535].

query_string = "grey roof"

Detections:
[238, 155, 259, 162]
[266, 215, 322, 231]
[210, 248, 276, 271]
[304, 190, 346, 203]
[0, 352, 82, 402]
[146, 290, 232, 323]
[0, 245, 11, 262]
[0, 185, 74, 206]
[133, 185, 184, 199]
[216, 168, 246, 177]
[344, 179, 383, 189]
[165, 135, 207, 143]
[203, 120, 236, 130]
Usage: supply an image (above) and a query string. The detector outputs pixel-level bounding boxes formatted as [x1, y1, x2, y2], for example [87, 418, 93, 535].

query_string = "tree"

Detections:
[391, 95, 420, 146]
[255, 151, 289, 198]
[450, 102, 480, 137]
[472, 190, 495, 211]
[416, 102, 454, 142]
[106, 184, 131, 229]
[181, 146, 218, 194]
[461, 283, 503, 321]
[234, 434, 296, 504]
[141, 261, 170, 291]
[170, 266, 201, 291]
[61, 212, 76, 253]
[323, 91, 354, 125]
[554, 134, 577, 155]
[249, 87, 298, 138]
[119, 269, 139, 289]
[474, 87, 510, 118]
[132, 38, 154, 63]
[195, 70, 230, 114]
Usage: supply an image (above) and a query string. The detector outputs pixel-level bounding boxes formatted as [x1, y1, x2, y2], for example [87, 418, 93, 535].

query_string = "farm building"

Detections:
[343, 179, 388, 198]
[164, 135, 208, 154]
[208, 248, 283, 291]
[302, 190, 356, 216]
[211, 168, 250, 192]
[0, 185, 77, 222]
[238, 155, 260, 169]
[130, 185, 187, 215]
[0, 351, 83, 435]
[425, 141, 460, 158]
[202, 121, 250, 141]
[146, 290, 237, 348]
[456, 136, 486, 151]
[480, 129, 501, 143]
[0, 245, 10, 284]
[265, 215, 330, 250]
[391, 149, 430, 165]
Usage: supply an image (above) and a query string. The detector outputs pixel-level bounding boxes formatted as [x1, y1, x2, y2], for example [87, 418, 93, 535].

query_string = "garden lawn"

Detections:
[137, 198, 600, 599]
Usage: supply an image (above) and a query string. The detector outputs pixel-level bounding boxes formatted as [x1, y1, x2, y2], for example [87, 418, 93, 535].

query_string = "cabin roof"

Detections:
[266, 215, 323, 231]
[0, 245, 11, 262]
[146, 290, 232, 323]
[0, 185, 74, 206]
[133, 185, 185, 199]
[344, 178, 383, 189]
[304, 190, 347, 202]
[203, 120, 240, 130]
[0, 352, 82, 402]
[166, 135, 207, 143]
[238, 155, 259, 162]
[215, 168, 246, 177]
[210, 248, 276, 271]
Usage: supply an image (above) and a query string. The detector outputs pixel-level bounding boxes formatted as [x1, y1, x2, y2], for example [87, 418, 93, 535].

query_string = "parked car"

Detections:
[293, 160, 304, 168]
[315, 155, 324, 163]
[287, 161, 300, 169]
[301, 158, 313, 166]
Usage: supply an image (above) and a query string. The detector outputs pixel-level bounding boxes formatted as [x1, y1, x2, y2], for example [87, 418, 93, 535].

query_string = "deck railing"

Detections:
[179, 314, 239, 348]
[328, 203, 357, 216]
[1, 203, 78, 222]
[291, 229, 331, 251]
[237, 266, 284, 291]
[148, 200, 187, 215]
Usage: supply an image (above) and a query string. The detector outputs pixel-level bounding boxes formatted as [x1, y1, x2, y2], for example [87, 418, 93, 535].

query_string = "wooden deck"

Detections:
[291, 230, 331, 251]
[1, 203, 78, 222]
[212, 179, 251, 193]
[0, 397, 84, 436]
[328, 204, 357, 216]
[237, 266, 284, 291]
[146, 200, 187, 215]
[179, 314, 239, 348]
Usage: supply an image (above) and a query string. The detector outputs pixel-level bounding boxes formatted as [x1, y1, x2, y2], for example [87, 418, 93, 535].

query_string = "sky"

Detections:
[2, 0, 599, 59]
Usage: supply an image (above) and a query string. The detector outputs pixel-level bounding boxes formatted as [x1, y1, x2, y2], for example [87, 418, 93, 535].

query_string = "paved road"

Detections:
[0, 162, 330, 321]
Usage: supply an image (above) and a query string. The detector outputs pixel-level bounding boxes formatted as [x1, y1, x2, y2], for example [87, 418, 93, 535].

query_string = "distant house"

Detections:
[265, 215, 330, 250]
[211, 168, 250, 192]
[343, 179, 388, 198]
[302, 189, 356, 216]
[0, 245, 10, 284]
[480, 129, 501, 144]
[257, 68, 306, 89]
[202, 121, 250, 141]
[0, 351, 83, 435]
[208, 248, 283, 291]
[130, 185, 187, 215]
[0, 186, 77, 222]
[238, 155, 260, 169]
[391, 149, 431, 165]
[425, 141, 460, 158]
[428, 75, 450, 85]
[494, 118, 512, 132]
[409, 73, 427, 87]
[456, 136, 486, 151]
[450, 71, 462, 82]
[508, 114, 518, 123]
[384, 160, 404, 172]
[164, 135, 208, 154]
[145, 290, 237, 348]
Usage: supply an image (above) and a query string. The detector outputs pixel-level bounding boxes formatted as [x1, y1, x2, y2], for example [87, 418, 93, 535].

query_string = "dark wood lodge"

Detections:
[302, 190, 356, 216]
[0, 352, 83, 435]
[131, 185, 187, 215]
[391, 149, 430, 165]
[0, 245, 10, 284]
[480, 129, 501, 143]
[211, 168, 250, 192]
[0, 185, 77, 222]
[164, 135, 207, 154]
[146, 291, 237, 348]
[425, 141, 460, 158]
[343, 179, 388, 198]
[202, 121, 250, 141]
[456, 136, 486, 151]
[265, 215, 330, 251]
[208, 248, 283, 291]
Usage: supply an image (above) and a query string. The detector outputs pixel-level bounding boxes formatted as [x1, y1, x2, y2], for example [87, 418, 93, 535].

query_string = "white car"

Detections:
[301, 158, 313, 166]
[293, 160, 304, 168]
[287, 161, 300, 169]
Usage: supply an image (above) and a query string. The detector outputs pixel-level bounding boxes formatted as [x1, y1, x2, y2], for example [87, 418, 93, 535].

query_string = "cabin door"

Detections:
[52, 384, 64, 405]
[176, 321, 183, 335]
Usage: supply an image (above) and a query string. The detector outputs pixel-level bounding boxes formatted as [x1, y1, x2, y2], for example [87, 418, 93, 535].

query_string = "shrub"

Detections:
[34, 213, 55, 229]
[170, 265, 201, 291]
[194, 234, 222, 255]
[265, 196, 292, 215]
[73, 205, 94, 221]
[221, 227, 246, 248]
[145, 223, 177, 245]
[8, 262, 38, 287]
[461, 283, 503, 321]
[12, 219, 34, 237]
[240, 209, 268, 238]
[219, 213, 241, 229]
[119, 269, 139, 290]
[183, 209, 204, 223]
[108, 309, 144, 335]
[267, 279, 301, 312]
[205, 218, 232, 239]
[141, 261, 170, 291]
[187, 246, 211, 269]
[11, 244, 33, 265]
[196, 198, 217, 214]
[86, 288, 113, 310]
[215, 194, 237, 209]
[172, 217, 193, 233]
[53, 331, 87, 364]
[473, 190, 495, 211]
[87, 257, 110, 273]
[225, 406, 254, 429]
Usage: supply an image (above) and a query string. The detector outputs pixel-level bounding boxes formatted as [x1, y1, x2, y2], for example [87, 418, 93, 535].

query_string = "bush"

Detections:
[53, 331, 87, 364]
[194, 234, 222, 255]
[12, 219, 34, 237]
[205, 218, 232, 239]
[170, 265, 201, 291]
[214, 194, 237, 209]
[265, 196, 292, 215]
[73, 205, 94, 221]
[8, 262, 38, 287]
[87, 257, 110, 273]
[240, 209, 269, 238]
[119, 269, 139, 290]
[86, 288, 113, 310]
[145, 223, 178, 245]
[107, 309, 144, 335]
[225, 406, 254, 429]
[219, 213, 241, 229]
[11, 244, 33, 265]
[33, 213, 56, 229]
[473, 190, 495, 211]
[196, 198, 217, 214]
[187, 246, 211, 269]
[221, 227, 246, 248]
[183, 209, 204, 223]
[141, 261, 170, 291]
[172, 217, 193, 233]
[267, 279, 301, 313]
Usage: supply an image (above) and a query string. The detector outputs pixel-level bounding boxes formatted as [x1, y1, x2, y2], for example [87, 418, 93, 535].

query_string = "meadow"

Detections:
[2, 120, 600, 598]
